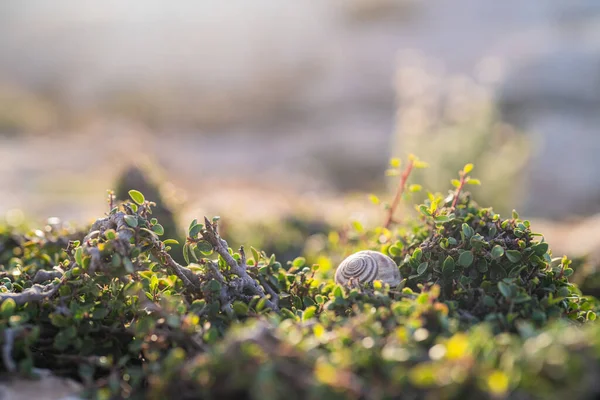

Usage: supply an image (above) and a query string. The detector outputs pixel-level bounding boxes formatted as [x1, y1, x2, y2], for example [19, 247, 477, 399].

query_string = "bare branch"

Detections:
[201, 217, 279, 311]
[206, 261, 234, 317]
[239, 246, 247, 268]
[450, 171, 467, 211]
[258, 276, 280, 307]
[32, 270, 62, 284]
[384, 159, 414, 229]
[0, 282, 62, 306]
[86, 211, 201, 292]
[150, 245, 200, 292]
[2, 327, 18, 372]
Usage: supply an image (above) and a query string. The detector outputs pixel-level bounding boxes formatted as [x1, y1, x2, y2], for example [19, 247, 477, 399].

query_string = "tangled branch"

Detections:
[0, 281, 62, 306]
[200, 217, 279, 311]
[82, 208, 278, 313]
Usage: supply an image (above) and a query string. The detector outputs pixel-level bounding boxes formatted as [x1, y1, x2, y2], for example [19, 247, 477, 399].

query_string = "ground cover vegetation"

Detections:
[0, 157, 599, 400]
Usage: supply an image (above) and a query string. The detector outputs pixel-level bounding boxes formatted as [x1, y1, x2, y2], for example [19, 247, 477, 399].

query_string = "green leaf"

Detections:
[303, 306, 317, 321]
[417, 262, 428, 275]
[505, 250, 522, 263]
[587, 311, 597, 321]
[292, 257, 306, 268]
[189, 245, 199, 262]
[467, 178, 481, 185]
[469, 235, 486, 250]
[124, 215, 138, 228]
[140, 228, 159, 239]
[92, 308, 110, 320]
[183, 243, 190, 265]
[188, 224, 203, 238]
[49, 313, 69, 328]
[128, 190, 145, 205]
[458, 251, 474, 267]
[123, 258, 135, 273]
[163, 239, 180, 245]
[389, 157, 401, 168]
[419, 204, 432, 216]
[477, 259, 488, 273]
[251, 246, 261, 263]
[451, 179, 461, 188]
[389, 245, 401, 257]
[150, 275, 159, 291]
[196, 241, 213, 254]
[483, 295, 495, 307]
[462, 223, 474, 239]
[412, 248, 423, 262]
[498, 282, 512, 299]
[255, 298, 268, 312]
[111, 254, 121, 268]
[152, 224, 164, 236]
[74, 247, 83, 267]
[434, 215, 450, 224]
[429, 198, 438, 214]
[207, 279, 222, 292]
[557, 286, 570, 298]
[333, 285, 344, 298]
[232, 301, 249, 317]
[281, 308, 297, 320]
[463, 163, 474, 174]
[442, 256, 455, 276]
[533, 242, 549, 256]
[491, 245, 505, 259]
[1, 298, 16, 317]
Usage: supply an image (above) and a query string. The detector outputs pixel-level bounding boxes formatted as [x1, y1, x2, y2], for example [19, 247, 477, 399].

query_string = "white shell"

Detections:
[334, 250, 401, 287]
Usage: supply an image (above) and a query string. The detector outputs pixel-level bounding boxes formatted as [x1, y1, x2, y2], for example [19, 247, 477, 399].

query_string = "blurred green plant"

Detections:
[393, 66, 531, 215]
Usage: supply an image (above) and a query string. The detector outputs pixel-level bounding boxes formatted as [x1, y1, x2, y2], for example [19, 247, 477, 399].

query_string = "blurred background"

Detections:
[1, 0, 600, 263]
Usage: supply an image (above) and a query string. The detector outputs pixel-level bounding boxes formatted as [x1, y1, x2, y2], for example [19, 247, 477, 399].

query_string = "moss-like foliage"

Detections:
[114, 164, 184, 264]
[0, 160, 598, 400]
[394, 195, 587, 331]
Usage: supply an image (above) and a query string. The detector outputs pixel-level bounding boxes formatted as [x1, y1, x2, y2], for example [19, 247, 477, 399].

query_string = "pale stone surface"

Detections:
[0, 373, 82, 400]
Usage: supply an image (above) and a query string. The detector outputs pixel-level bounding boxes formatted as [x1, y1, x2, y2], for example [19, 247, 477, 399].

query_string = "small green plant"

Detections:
[0, 157, 598, 399]
[389, 163, 590, 331]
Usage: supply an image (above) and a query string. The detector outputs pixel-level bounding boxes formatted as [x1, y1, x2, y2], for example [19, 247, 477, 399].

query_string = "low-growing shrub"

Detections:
[0, 159, 598, 400]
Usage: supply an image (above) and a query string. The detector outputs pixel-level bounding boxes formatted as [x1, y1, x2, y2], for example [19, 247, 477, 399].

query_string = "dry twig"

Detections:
[201, 217, 279, 311]
[0, 281, 62, 306]
[384, 159, 414, 229]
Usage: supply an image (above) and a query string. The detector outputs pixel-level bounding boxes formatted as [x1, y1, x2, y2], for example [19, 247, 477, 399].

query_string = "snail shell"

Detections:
[334, 250, 401, 287]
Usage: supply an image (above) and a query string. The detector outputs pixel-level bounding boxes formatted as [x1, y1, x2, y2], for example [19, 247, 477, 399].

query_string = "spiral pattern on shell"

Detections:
[334, 250, 401, 287]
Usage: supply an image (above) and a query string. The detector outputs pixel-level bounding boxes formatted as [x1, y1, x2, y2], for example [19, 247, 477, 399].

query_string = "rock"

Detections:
[0, 373, 82, 400]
